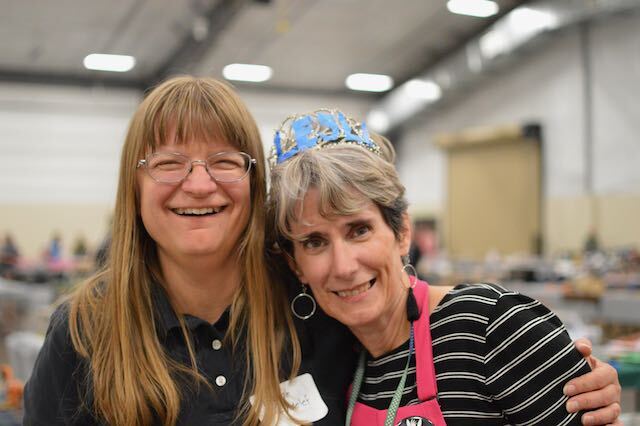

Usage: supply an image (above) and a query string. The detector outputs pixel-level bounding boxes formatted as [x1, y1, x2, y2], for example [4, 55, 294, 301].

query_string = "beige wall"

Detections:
[1, 204, 113, 259]
[540, 195, 640, 255]
[598, 195, 640, 249]
[545, 195, 640, 254]
[546, 195, 640, 253]
[544, 197, 592, 254]
[408, 194, 640, 257]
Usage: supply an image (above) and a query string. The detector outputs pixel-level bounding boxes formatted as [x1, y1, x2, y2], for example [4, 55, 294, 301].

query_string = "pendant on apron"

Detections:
[396, 416, 435, 426]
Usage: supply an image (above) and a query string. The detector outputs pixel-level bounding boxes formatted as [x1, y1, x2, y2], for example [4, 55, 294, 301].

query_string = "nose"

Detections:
[181, 160, 218, 195]
[330, 240, 358, 281]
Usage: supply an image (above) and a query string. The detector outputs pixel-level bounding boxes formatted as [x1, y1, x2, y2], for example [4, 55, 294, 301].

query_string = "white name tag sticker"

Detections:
[250, 373, 328, 425]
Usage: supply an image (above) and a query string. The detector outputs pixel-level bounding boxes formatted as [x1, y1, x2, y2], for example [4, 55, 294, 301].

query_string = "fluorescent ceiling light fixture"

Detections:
[447, 0, 499, 18]
[480, 28, 510, 59]
[479, 6, 558, 60]
[508, 7, 557, 35]
[83, 54, 136, 72]
[366, 110, 390, 133]
[345, 73, 394, 92]
[404, 79, 442, 102]
[223, 63, 272, 82]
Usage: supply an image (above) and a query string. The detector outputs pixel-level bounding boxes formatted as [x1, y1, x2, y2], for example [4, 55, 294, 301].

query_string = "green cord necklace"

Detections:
[345, 322, 415, 426]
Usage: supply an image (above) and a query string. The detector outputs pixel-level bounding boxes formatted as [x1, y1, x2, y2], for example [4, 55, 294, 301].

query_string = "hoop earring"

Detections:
[402, 257, 418, 289]
[402, 257, 420, 321]
[291, 284, 316, 320]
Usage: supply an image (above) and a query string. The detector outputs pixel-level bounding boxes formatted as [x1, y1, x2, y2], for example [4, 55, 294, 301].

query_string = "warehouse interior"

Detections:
[1, 0, 639, 423]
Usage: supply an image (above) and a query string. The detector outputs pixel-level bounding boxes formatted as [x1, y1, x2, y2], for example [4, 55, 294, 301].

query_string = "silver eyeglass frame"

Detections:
[137, 151, 257, 184]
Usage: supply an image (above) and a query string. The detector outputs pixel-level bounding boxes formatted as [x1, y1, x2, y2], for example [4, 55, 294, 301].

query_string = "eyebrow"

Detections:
[344, 217, 373, 228]
[293, 230, 323, 241]
[293, 217, 373, 240]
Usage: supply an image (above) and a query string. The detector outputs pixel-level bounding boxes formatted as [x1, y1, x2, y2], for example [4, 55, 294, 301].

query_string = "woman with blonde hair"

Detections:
[24, 76, 301, 426]
[267, 109, 622, 425]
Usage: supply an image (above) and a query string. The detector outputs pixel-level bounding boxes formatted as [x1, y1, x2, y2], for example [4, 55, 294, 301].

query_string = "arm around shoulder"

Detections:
[482, 287, 591, 425]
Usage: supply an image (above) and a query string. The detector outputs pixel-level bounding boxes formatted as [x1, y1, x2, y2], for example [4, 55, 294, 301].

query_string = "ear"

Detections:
[398, 212, 412, 257]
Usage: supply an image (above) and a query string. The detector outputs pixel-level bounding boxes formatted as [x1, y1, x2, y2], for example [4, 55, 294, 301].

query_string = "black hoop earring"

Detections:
[291, 284, 316, 320]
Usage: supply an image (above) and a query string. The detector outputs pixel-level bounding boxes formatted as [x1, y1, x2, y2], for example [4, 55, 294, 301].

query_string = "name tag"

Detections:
[250, 373, 328, 425]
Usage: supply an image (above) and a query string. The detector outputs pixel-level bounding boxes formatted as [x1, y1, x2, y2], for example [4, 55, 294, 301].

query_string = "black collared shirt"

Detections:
[23, 281, 357, 425]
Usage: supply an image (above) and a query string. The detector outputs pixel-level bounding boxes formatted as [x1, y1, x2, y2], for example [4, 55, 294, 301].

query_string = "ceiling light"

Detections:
[222, 63, 272, 82]
[447, 0, 499, 18]
[366, 110, 390, 133]
[479, 6, 558, 60]
[83, 54, 136, 72]
[508, 7, 557, 35]
[479, 28, 510, 59]
[345, 73, 394, 92]
[404, 79, 442, 102]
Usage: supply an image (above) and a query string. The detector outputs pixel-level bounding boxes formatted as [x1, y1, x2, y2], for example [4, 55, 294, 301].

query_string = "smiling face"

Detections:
[137, 135, 251, 266]
[289, 187, 411, 330]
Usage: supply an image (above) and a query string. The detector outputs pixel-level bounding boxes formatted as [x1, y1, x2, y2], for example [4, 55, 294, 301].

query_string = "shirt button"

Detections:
[211, 339, 222, 350]
[215, 375, 226, 387]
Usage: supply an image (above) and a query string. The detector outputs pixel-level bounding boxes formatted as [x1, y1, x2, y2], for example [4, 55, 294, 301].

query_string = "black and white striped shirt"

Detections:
[358, 283, 590, 425]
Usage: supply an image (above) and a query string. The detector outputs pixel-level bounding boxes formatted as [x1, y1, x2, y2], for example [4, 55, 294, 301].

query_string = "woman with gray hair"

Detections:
[267, 109, 622, 425]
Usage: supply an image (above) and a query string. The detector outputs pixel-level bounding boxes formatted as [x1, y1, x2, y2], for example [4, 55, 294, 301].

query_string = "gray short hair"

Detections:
[267, 132, 408, 253]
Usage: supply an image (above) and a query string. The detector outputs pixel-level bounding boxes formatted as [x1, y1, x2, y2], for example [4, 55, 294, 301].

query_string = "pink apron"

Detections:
[349, 279, 447, 425]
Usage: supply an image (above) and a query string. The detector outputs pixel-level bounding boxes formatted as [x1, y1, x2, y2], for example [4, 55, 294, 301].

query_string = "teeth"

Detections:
[335, 281, 372, 298]
[174, 207, 217, 215]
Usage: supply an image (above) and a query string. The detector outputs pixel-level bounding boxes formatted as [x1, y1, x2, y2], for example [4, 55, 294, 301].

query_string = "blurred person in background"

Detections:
[44, 232, 62, 262]
[267, 109, 622, 426]
[69, 234, 95, 276]
[71, 234, 88, 259]
[409, 219, 439, 282]
[0, 233, 20, 278]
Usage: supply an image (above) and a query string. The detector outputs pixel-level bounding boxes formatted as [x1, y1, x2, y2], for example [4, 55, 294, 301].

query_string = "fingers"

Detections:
[574, 337, 594, 358]
[566, 383, 621, 412]
[565, 357, 622, 426]
[579, 402, 622, 425]
[565, 358, 620, 396]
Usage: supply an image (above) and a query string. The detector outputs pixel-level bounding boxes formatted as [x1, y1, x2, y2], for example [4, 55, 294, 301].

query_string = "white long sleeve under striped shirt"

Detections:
[358, 283, 591, 425]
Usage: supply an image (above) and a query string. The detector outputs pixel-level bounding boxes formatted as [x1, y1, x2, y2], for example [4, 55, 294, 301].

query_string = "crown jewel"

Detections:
[270, 109, 381, 165]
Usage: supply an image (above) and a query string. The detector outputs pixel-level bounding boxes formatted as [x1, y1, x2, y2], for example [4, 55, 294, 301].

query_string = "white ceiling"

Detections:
[0, 0, 524, 92]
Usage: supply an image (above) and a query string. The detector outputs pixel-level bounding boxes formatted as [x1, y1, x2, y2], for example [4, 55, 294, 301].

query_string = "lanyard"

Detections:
[345, 322, 415, 426]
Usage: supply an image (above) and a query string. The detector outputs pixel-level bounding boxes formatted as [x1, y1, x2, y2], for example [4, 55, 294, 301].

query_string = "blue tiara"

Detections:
[270, 109, 381, 165]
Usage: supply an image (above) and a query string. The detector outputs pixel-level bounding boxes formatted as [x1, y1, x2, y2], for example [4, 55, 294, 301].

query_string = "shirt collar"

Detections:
[151, 282, 231, 339]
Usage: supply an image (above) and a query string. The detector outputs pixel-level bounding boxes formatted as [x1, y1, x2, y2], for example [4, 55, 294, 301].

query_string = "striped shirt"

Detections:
[357, 283, 590, 425]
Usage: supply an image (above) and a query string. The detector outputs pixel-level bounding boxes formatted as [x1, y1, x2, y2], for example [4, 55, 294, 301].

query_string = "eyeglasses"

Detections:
[137, 151, 256, 184]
